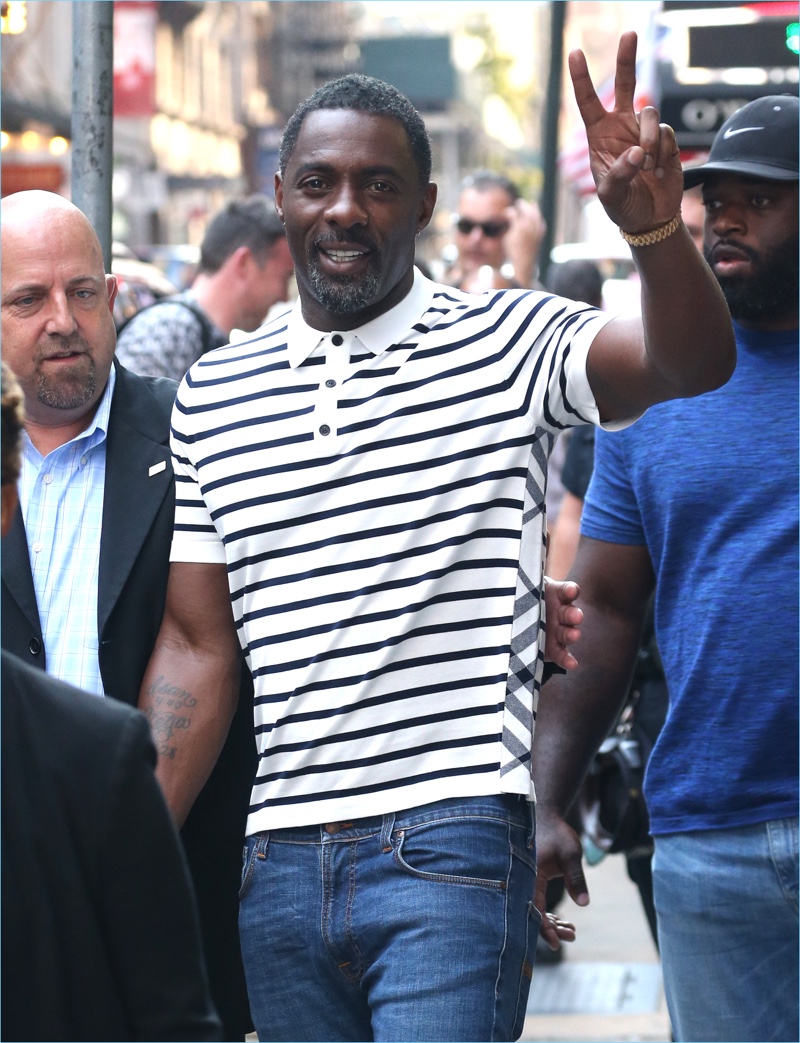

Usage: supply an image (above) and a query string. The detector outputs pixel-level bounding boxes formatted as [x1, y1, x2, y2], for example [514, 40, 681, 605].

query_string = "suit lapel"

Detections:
[97, 366, 174, 635]
[1, 505, 41, 634]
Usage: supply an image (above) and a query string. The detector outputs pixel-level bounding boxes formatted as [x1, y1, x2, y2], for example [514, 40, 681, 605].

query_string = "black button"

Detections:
[319, 424, 331, 436]
[325, 379, 336, 388]
[331, 334, 344, 346]
[28, 637, 42, 656]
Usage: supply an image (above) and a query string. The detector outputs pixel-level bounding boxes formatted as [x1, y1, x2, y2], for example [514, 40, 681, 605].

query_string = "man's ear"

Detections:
[417, 182, 438, 235]
[1, 482, 19, 539]
[106, 274, 119, 315]
[230, 245, 253, 277]
[274, 172, 284, 221]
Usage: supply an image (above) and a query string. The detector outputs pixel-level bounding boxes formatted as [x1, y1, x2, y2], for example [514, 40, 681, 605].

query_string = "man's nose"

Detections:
[44, 294, 78, 337]
[324, 185, 369, 229]
[708, 203, 746, 238]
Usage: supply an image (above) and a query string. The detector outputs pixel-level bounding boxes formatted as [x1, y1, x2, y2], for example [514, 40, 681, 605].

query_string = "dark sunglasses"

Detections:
[453, 216, 509, 239]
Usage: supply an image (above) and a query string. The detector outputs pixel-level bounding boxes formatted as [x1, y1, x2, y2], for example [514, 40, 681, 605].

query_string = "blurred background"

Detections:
[2, 0, 798, 312]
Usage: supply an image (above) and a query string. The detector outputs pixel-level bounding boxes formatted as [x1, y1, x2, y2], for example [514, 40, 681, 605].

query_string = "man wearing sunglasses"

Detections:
[448, 169, 546, 289]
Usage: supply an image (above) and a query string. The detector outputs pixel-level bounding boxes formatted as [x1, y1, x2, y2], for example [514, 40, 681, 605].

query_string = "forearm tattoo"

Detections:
[144, 675, 196, 759]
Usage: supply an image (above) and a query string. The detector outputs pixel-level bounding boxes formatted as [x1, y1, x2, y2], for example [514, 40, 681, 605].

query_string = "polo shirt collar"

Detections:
[286, 267, 436, 369]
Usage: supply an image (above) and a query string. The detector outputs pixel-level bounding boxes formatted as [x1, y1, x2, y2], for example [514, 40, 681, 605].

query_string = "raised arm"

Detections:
[572, 32, 736, 421]
[138, 561, 243, 827]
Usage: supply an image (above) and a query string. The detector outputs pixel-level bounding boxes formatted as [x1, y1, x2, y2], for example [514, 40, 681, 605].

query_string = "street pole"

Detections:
[72, 1, 114, 271]
[538, 0, 567, 289]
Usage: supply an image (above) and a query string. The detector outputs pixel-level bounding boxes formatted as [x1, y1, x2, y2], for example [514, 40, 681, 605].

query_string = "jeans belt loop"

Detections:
[380, 813, 395, 853]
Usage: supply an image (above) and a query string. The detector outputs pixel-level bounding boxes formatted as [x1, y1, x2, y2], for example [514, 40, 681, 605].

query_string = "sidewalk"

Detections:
[521, 853, 672, 1043]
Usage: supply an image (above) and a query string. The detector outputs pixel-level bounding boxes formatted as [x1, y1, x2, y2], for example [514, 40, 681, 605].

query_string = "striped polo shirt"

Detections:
[170, 271, 616, 833]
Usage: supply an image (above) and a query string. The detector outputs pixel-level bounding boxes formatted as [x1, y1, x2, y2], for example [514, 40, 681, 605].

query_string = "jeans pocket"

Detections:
[239, 834, 263, 901]
[392, 816, 512, 891]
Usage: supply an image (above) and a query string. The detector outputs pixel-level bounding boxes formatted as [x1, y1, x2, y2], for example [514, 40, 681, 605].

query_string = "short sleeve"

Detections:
[580, 427, 646, 546]
[169, 392, 227, 564]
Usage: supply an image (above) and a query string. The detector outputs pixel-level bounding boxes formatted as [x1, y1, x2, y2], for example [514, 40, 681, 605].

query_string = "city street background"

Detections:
[523, 853, 671, 1043]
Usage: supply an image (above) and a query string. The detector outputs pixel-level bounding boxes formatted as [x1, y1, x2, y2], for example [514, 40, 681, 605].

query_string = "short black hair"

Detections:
[200, 195, 285, 274]
[1, 361, 24, 487]
[459, 169, 520, 203]
[546, 260, 604, 309]
[279, 74, 432, 187]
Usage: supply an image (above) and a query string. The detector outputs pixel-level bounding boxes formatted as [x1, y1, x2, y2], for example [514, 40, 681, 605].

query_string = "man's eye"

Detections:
[301, 177, 327, 190]
[751, 195, 771, 208]
[14, 295, 37, 308]
[74, 289, 95, 299]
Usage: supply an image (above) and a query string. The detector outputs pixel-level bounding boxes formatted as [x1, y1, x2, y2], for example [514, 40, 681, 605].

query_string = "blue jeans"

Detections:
[238, 795, 539, 1042]
[653, 819, 799, 1042]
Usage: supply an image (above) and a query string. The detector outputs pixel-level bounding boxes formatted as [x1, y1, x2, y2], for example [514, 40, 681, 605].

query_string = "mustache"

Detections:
[36, 335, 89, 359]
[706, 238, 760, 266]
[312, 231, 377, 252]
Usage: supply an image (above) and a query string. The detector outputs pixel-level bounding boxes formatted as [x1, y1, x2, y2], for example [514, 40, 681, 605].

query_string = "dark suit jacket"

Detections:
[1, 361, 256, 1038]
[1, 650, 222, 1042]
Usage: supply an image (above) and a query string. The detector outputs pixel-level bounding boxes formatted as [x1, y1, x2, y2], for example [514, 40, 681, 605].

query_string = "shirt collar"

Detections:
[286, 267, 436, 369]
[91, 362, 115, 439]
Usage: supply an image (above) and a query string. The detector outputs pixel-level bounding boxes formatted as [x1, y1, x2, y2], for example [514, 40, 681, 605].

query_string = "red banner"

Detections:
[1, 163, 65, 196]
[113, 0, 157, 118]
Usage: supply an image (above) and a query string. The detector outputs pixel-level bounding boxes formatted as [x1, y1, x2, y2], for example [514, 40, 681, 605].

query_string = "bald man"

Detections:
[0, 190, 255, 1040]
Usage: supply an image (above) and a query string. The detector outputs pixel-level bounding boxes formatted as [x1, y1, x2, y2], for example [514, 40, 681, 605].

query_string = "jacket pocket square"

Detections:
[149, 461, 168, 477]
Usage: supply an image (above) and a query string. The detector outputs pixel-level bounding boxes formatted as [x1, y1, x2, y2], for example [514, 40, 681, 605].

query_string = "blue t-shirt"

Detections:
[582, 323, 798, 834]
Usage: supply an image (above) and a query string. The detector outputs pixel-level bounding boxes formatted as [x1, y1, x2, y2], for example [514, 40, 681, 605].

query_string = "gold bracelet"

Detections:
[619, 212, 682, 247]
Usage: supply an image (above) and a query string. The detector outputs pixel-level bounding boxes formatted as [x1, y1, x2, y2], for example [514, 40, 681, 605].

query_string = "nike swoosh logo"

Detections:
[723, 126, 764, 139]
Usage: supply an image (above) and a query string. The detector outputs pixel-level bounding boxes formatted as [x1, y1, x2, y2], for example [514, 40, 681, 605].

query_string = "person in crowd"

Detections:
[546, 258, 604, 312]
[444, 169, 547, 289]
[680, 184, 705, 253]
[532, 94, 798, 1043]
[116, 196, 295, 380]
[137, 32, 734, 1043]
[0, 190, 255, 1041]
[0, 360, 221, 1043]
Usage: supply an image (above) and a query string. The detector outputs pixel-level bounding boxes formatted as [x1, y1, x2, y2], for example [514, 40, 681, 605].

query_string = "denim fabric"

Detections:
[653, 819, 799, 1042]
[238, 794, 539, 1042]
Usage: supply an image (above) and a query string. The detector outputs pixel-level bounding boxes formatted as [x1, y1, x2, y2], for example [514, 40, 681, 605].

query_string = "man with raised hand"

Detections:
[139, 33, 734, 1043]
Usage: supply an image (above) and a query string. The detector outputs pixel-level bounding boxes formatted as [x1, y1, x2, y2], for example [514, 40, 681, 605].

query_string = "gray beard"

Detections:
[307, 256, 382, 316]
[37, 360, 97, 411]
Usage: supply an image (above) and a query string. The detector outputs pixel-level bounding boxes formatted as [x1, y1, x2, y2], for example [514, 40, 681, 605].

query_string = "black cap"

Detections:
[683, 95, 799, 189]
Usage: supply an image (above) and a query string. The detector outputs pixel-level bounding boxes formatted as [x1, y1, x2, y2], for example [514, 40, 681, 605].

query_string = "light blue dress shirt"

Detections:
[17, 366, 116, 696]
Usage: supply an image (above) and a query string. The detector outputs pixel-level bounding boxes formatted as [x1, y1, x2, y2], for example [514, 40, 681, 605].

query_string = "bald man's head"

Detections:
[1, 191, 118, 440]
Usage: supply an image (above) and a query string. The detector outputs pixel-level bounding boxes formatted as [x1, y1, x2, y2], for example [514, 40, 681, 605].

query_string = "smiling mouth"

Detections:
[325, 248, 366, 261]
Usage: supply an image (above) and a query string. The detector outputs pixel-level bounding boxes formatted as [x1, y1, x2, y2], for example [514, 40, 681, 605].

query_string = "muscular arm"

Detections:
[569, 32, 735, 421]
[587, 230, 734, 421]
[138, 561, 242, 828]
[532, 536, 655, 939]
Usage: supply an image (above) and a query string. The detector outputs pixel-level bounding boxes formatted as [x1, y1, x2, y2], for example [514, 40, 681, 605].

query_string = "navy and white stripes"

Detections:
[170, 273, 613, 833]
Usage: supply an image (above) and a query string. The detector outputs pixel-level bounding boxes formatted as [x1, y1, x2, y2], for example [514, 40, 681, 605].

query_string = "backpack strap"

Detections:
[117, 295, 225, 357]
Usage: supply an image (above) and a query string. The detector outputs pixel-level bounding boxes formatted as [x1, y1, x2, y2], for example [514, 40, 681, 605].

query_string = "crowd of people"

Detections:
[1, 26, 796, 1043]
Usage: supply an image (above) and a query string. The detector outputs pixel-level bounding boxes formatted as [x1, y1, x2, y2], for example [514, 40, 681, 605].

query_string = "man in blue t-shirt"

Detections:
[532, 95, 798, 1043]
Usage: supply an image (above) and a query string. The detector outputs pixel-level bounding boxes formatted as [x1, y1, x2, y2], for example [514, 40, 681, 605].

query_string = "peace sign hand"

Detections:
[570, 31, 683, 235]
